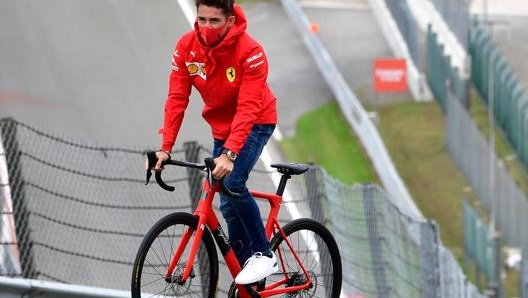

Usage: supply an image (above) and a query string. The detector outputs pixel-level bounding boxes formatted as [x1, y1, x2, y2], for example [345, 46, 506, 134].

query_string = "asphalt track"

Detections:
[0, 0, 390, 149]
[0, 0, 205, 148]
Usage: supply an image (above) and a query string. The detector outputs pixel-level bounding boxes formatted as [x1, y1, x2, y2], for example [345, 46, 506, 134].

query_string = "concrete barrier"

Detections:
[0, 277, 129, 298]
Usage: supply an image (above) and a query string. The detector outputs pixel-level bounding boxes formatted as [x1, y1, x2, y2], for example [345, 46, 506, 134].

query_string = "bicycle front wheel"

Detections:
[131, 212, 219, 298]
[269, 218, 342, 298]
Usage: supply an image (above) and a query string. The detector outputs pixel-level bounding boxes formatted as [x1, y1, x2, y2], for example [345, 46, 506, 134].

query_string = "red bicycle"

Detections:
[131, 152, 342, 298]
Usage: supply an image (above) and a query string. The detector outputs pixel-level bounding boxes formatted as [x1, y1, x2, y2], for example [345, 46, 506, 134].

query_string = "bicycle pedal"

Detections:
[243, 284, 261, 298]
[256, 279, 266, 291]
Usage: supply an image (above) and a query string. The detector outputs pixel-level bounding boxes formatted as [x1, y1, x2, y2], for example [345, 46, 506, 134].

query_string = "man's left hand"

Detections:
[212, 154, 234, 179]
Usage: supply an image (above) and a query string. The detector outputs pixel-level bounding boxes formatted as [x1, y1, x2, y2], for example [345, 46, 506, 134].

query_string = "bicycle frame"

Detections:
[164, 179, 312, 298]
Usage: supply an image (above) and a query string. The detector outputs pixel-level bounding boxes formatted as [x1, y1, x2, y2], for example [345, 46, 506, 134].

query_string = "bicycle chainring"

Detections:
[283, 270, 317, 298]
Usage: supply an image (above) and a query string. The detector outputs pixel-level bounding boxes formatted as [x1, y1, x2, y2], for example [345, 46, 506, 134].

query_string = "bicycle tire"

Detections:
[131, 212, 219, 298]
[269, 218, 342, 298]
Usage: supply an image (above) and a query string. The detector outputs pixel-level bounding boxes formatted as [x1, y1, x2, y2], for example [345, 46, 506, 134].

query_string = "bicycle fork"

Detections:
[164, 217, 206, 284]
[164, 184, 219, 284]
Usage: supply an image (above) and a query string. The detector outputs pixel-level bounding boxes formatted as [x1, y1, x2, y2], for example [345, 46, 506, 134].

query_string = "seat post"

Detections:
[276, 174, 291, 196]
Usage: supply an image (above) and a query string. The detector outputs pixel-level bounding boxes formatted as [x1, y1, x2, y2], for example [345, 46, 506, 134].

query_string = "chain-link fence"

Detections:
[0, 117, 293, 294]
[310, 169, 486, 298]
[0, 118, 487, 297]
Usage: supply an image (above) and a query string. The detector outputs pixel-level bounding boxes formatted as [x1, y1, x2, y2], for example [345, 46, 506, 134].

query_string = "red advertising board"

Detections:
[373, 58, 407, 93]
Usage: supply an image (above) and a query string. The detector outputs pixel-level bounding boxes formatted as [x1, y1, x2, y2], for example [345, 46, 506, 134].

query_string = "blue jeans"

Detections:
[213, 124, 275, 266]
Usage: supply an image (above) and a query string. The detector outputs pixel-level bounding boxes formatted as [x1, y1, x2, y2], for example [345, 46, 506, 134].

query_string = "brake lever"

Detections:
[145, 151, 158, 185]
[203, 157, 241, 198]
[204, 157, 215, 190]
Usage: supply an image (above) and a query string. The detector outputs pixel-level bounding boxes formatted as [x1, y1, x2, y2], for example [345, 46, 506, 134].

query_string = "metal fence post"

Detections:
[304, 164, 324, 223]
[422, 220, 441, 298]
[522, 248, 527, 298]
[362, 183, 389, 298]
[183, 141, 202, 210]
[492, 233, 503, 298]
[0, 118, 35, 278]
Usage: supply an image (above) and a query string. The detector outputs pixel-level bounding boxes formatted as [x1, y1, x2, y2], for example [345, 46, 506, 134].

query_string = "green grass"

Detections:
[279, 96, 521, 297]
[279, 102, 377, 185]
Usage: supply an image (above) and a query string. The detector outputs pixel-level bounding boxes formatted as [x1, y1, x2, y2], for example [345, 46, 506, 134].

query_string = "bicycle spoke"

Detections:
[132, 213, 219, 298]
[269, 219, 342, 298]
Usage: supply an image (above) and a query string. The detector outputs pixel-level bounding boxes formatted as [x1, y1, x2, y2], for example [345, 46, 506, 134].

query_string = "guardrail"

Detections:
[0, 277, 129, 298]
[280, 0, 423, 220]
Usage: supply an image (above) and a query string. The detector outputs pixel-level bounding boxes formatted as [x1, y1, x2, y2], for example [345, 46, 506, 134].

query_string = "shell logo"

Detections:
[187, 63, 199, 75]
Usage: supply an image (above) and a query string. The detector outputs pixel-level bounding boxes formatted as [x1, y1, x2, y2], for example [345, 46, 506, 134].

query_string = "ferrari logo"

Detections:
[226, 67, 235, 83]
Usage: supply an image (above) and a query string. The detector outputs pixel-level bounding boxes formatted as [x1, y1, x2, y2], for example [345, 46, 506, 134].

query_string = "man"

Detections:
[152, 0, 278, 285]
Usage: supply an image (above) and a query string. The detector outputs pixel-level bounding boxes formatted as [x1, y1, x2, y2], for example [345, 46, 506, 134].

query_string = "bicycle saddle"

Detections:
[270, 163, 310, 175]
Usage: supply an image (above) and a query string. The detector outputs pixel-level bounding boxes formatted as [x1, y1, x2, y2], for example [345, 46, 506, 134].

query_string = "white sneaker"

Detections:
[235, 252, 278, 285]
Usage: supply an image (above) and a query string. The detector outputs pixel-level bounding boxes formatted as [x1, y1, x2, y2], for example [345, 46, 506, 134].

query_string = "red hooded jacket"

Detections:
[159, 4, 277, 153]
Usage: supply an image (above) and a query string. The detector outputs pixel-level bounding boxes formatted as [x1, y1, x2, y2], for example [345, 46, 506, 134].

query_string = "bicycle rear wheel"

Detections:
[131, 212, 219, 298]
[269, 218, 342, 298]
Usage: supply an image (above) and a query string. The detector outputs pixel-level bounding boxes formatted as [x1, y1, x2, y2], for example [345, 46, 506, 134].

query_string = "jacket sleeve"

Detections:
[160, 42, 192, 152]
[223, 45, 268, 153]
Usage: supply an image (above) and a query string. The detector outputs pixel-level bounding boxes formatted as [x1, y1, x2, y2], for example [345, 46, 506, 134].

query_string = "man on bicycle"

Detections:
[152, 0, 278, 285]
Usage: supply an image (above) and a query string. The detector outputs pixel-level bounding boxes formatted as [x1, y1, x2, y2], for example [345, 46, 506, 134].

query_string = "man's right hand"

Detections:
[152, 150, 171, 171]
